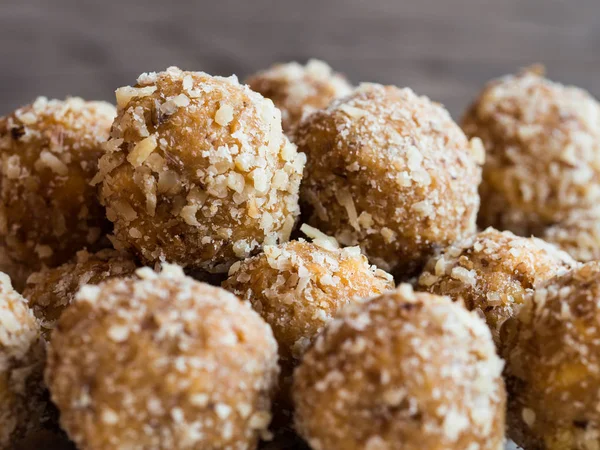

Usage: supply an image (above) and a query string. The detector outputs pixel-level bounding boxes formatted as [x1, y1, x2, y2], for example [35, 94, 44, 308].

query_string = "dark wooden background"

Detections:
[1, 0, 599, 119]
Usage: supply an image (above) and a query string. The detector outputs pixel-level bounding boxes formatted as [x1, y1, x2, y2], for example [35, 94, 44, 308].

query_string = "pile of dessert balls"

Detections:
[3, 59, 600, 450]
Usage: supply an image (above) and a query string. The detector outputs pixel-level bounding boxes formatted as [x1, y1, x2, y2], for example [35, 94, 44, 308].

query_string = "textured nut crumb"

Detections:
[215, 103, 234, 126]
[293, 287, 506, 450]
[0, 97, 115, 272]
[463, 67, 600, 235]
[418, 227, 578, 347]
[296, 83, 482, 278]
[246, 59, 352, 134]
[99, 67, 305, 273]
[502, 262, 600, 450]
[46, 263, 279, 450]
[127, 135, 157, 167]
[23, 249, 137, 339]
[542, 209, 600, 262]
[223, 239, 393, 367]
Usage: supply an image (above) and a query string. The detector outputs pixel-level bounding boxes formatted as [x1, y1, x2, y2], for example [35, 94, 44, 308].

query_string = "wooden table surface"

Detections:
[1, 0, 599, 118]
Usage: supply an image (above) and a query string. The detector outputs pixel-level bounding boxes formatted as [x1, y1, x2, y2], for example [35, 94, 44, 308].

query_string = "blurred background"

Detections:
[1, 0, 599, 118]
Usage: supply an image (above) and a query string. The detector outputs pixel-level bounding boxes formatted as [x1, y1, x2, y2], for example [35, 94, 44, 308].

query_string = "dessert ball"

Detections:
[463, 67, 600, 235]
[295, 83, 483, 277]
[23, 249, 137, 339]
[0, 272, 48, 449]
[246, 59, 352, 134]
[543, 210, 600, 262]
[223, 226, 394, 367]
[97, 67, 305, 273]
[418, 227, 578, 345]
[46, 264, 279, 450]
[502, 262, 600, 449]
[293, 285, 506, 450]
[0, 97, 115, 272]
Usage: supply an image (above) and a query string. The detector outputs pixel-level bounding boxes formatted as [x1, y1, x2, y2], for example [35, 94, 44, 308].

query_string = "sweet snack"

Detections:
[23, 249, 137, 339]
[46, 264, 279, 450]
[0, 97, 115, 273]
[542, 210, 600, 262]
[418, 227, 578, 345]
[223, 225, 394, 404]
[293, 285, 506, 450]
[463, 67, 600, 235]
[502, 262, 600, 449]
[0, 272, 48, 449]
[246, 59, 353, 134]
[295, 83, 483, 277]
[12, 58, 600, 449]
[97, 67, 305, 273]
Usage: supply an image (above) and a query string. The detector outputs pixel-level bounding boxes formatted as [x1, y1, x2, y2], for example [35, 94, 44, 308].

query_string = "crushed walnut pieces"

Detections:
[418, 227, 578, 346]
[0, 97, 115, 272]
[223, 234, 393, 411]
[293, 285, 506, 450]
[542, 209, 600, 263]
[502, 262, 600, 450]
[246, 59, 352, 135]
[45, 263, 279, 450]
[295, 83, 482, 278]
[463, 67, 600, 236]
[98, 67, 305, 274]
[224, 237, 393, 365]
[23, 249, 138, 339]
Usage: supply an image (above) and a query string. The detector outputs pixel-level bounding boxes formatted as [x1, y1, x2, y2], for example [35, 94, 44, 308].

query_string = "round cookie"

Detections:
[23, 249, 137, 339]
[418, 227, 578, 345]
[502, 262, 600, 449]
[293, 285, 506, 450]
[0, 272, 48, 449]
[46, 264, 279, 450]
[462, 67, 600, 235]
[97, 67, 305, 273]
[0, 97, 115, 272]
[246, 59, 352, 134]
[295, 83, 483, 277]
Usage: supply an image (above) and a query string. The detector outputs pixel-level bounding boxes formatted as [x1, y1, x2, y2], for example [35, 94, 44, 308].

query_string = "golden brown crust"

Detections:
[462, 68, 600, 235]
[0, 272, 48, 449]
[23, 249, 138, 339]
[293, 285, 506, 450]
[46, 264, 279, 450]
[98, 67, 305, 273]
[295, 83, 482, 278]
[0, 97, 115, 271]
[418, 227, 578, 346]
[246, 60, 352, 135]
[502, 262, 600, 450]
